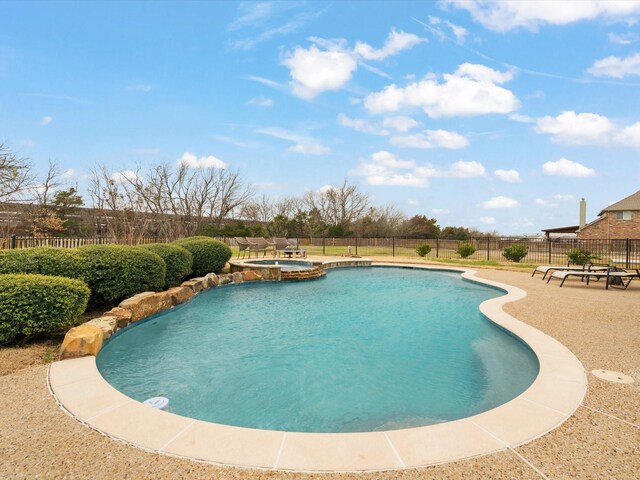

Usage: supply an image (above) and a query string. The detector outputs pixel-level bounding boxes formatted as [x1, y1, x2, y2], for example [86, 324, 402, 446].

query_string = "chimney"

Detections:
[579, 198, 586, 230]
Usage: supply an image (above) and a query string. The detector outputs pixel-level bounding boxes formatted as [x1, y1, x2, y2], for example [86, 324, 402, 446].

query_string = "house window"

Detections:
[616, 211, 632, 220]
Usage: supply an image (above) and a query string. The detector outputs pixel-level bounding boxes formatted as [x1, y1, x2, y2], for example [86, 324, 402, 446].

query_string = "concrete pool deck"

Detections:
[1, 260, 639, 478]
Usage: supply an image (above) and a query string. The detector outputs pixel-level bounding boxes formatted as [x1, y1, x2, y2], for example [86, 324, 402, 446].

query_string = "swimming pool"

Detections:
[97, 267, 539, 433]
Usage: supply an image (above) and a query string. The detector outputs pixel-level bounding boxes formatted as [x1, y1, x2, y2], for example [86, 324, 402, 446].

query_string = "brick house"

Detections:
[578, 190, 640, 239]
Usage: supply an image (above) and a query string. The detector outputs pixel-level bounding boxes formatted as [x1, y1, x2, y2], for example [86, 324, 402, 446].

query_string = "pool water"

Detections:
[97, 267, 539, 433]
[245, 259, 313, 271]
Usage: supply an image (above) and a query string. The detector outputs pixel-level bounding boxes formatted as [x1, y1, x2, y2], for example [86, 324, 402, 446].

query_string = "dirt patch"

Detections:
[0, 339, 60, 376]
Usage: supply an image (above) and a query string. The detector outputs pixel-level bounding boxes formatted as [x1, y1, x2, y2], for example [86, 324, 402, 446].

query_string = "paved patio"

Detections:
[0, 263, 638, 479]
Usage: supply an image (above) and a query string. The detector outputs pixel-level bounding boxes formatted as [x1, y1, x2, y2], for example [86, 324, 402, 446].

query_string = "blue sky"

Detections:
[1, 0, 640, 234]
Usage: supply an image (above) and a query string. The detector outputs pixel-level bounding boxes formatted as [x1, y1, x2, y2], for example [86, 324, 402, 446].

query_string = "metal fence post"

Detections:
[548, 238, 552, 264]
[296, 237, 299, 249]
[486, 237, 490, 261]
[392, 237, 395, 257]
[355, 237, 358, 256]
[322, 237, 326, 255]
[436, 238, 439, 258]
[626, 238, 630, 269]
[10, 234, 16, 249]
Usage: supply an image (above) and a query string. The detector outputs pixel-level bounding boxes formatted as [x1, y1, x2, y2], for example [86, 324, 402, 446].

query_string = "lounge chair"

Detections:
[273, 237, 294, 256]
[246, 237, 276, 257]
[532, 263, 609, 280]
[234, 237, 251, 259]
[547, 267, 640, 289]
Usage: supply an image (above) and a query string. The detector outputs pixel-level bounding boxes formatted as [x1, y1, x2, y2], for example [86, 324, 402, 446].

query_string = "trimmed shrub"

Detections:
[457, 243, 476, 258]
[139, 243, 193, 288]
[0, 247, 86, 279]
[78, 245, 166, 304]
[415, 244, 432, 257]
[503, 243, 529, 263]
[567, 248, 599, 265]
[173, 237, 232, 276]
[0, 274, 90, 343]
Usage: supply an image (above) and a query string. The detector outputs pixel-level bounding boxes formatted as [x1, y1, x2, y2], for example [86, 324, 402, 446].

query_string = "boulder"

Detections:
[181, 278, 206, 293]
[218, 274, 232, 285]
[86, 316, 118, 339]
[59, 324, 104, 359]
[231, 272, 244, 284]
[166, 286, 194, 305]
[119, 291, 172, 322]
[103, 307, 133, 328]
[204, 273, 219, 288]
[242, 270, 263, 282]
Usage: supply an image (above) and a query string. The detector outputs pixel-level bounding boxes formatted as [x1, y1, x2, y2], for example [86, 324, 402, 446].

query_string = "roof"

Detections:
[598, 190, 640, 216]
[541, 225, 579, 234]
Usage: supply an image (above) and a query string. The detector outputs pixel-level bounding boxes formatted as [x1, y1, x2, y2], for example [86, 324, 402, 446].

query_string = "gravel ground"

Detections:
[1, 264, 638, 479]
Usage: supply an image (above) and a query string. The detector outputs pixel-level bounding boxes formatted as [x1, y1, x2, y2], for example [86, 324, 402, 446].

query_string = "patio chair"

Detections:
[547, 267, 640, 289]
[532, 262, 609, 280]
[234, 237, 251, 259]
[246, 237, 276, 257]
[273, 237, 293, 255]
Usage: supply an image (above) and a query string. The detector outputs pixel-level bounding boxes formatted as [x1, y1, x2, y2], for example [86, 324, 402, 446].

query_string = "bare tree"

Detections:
[303, 179, 370, 230]
[0, 143, 33, 201]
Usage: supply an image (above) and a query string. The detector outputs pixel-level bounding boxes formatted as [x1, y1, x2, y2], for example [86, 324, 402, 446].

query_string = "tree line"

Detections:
[0, 144, 495, 241]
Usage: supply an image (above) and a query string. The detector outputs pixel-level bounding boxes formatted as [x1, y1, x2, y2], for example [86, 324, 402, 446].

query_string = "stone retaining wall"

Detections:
[59, 270, 264, 359]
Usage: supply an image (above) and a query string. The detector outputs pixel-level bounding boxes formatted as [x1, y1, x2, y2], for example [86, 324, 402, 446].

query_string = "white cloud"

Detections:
[535, 110, 615, 145]
[41, 116, 53, 126]
[442, 0, 640, 32]
[508, 113, 535, 123]
[407, 198, 420, 206]
[245, 75, 286, 90]
[542, 158, 596, 177]
[494, 169, 521, 183]
[127, 84, 153, 92]
[283, 45, 357, 99]
[382, 116, 421, 132]
[364, 63, 519, 118]
[178, 152, 228, 169]
[554, 194, 575, 201]
[587, 52, 640, 78]
[352, 151, 487, 187]
[535, 198, 559, 207]
[337, 113, 389, 136]
[390, 129, 470, 149]
[428, 16, 469, 43]
[614, 121, 640, 148]
[479, 196, 519, 208]
[256, 127, 331, 155]
[608, 32, 639, 45]
[431, 208, 449, 214]
[353, 29, 426, 60]
[479, 216, 496, 225]
[247, 96, 274, 107]
[111, 170, 140, 184]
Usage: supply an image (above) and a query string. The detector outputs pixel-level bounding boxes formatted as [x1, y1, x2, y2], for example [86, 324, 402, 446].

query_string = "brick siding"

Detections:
[578, 211, 640, 239]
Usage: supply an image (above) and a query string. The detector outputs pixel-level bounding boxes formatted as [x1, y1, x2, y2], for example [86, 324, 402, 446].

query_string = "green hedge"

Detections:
[172, 237, 232, 276]
[78, 245, 166, 304]
[0, 274, 90, 343]
[0, 247, 86, 279]
[139, 243, 193, 288]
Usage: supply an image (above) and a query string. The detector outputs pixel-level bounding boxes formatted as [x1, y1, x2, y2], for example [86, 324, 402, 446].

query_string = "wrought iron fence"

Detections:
[2, 235, 639, 268]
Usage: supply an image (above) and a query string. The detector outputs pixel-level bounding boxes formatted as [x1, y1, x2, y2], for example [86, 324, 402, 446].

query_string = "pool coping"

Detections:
[48, 263, 587, 473]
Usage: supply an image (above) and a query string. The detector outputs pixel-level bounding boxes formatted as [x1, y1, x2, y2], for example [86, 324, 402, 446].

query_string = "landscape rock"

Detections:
[59, 324, 104, 359]
[86, 316, 118, 339]
[231, 272, 244, 283]
[119, 291, 172, 322]
[166, 286, 194, 305]
[218, 274, 232, 285]
[103, 307, 133, 328]
[242, 271, 263, 282]
[181, 278, 206, 293]
[204, 273, 219, 288]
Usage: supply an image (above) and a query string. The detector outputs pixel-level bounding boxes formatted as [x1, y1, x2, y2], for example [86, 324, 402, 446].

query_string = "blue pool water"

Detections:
[97, 267, 539, 433]
[245, 259, 313, 271]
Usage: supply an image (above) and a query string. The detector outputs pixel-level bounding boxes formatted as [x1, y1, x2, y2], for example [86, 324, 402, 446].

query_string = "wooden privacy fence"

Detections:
[1, 235, 639, 268]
